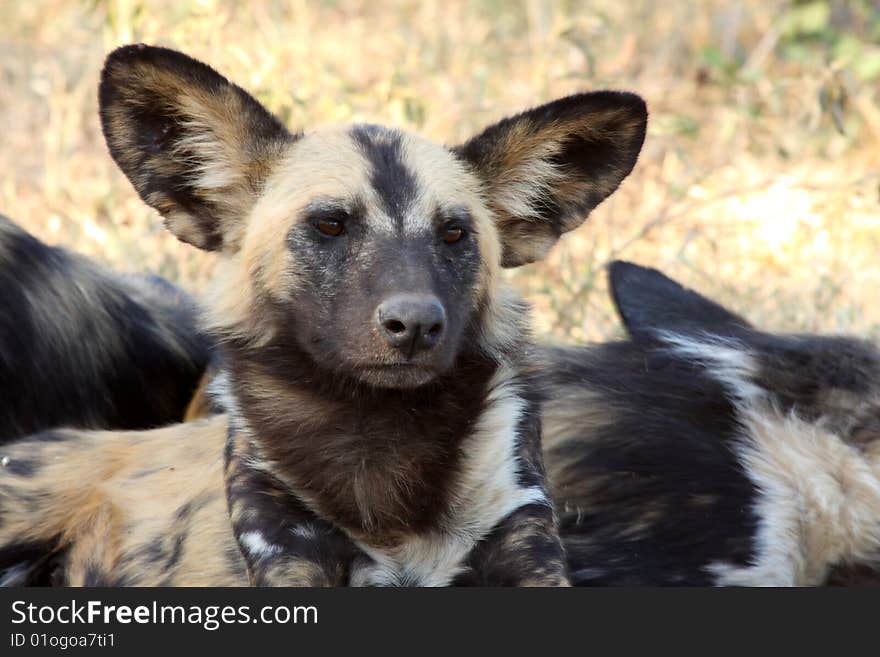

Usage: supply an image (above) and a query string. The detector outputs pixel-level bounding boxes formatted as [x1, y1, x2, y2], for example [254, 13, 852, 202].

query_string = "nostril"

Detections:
[384, 319, 407, 335]
[376, 294, 446, 353]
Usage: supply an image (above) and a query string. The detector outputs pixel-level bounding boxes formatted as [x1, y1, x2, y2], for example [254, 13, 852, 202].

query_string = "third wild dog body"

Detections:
[542, 262, 880, 586]
[0, 44, 647, 586]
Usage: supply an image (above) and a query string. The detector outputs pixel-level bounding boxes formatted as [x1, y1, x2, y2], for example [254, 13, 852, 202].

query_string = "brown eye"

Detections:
[442, 226, 464, 244]
[316, 218, 344, 237]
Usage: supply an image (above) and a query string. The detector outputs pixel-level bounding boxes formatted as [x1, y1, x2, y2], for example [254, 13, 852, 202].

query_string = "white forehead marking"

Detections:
[352, 128, 484, 238]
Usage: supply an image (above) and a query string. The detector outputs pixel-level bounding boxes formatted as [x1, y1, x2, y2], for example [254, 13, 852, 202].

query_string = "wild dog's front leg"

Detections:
[462, 502, 570, 586]
[455, 385, 570, 586]
[225, 431, 355, 586]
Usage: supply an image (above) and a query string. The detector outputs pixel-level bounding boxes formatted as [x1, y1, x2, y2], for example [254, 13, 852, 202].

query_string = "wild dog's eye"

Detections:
[304, 201, 354, 239]
[442, 226, 465, 244]
[316, 218, 344, 237]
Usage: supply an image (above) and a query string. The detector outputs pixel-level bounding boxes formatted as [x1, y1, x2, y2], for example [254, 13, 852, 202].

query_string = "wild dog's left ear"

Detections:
[453, 92, 647, 267]
[608, 260, 753, 338]
[99, 44, 295, 251]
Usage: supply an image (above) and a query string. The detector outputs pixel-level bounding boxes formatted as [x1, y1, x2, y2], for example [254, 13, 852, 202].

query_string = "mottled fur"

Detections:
[0, 214, 211, 443]
[0, 417, 245, 586]
[542, 261, 880, 585]
[0, 45, 646, 586]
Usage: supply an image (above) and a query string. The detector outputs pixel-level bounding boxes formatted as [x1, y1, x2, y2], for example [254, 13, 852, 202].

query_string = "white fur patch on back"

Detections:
[710, 407, 880, 586]
[658, 331, 763, 402]
[350, 366, 549, 586]
[660, 332, 880, 585]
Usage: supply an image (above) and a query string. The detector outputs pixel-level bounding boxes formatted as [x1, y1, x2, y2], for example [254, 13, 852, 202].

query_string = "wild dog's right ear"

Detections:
[609, 261, 752, 337]
[453, 92, 647, 267]
[99, 44, 295, 251]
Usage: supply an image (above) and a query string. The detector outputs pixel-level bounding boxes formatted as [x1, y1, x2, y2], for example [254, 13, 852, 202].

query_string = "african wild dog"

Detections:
[0, 44, 647, 586]
[541, 261, 880, 586]
[0, 214, 211, 444]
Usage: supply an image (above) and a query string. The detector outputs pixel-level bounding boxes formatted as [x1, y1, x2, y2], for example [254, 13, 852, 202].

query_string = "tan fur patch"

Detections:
[183, 368, 218, 422]
[541, 388, 618, 506]
[0, 415, 249, 586]
[711, 405, 880, 586]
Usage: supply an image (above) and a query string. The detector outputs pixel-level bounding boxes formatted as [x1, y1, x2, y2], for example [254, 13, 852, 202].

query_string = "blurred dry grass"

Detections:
[1, 0, 878, 343]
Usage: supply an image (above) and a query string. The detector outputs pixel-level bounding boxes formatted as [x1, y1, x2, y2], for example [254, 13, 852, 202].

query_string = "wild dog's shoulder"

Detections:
[435, 364, 565, 587]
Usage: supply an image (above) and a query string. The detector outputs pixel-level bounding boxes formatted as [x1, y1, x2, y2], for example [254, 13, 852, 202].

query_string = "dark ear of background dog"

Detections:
[0, 214, 212, 443]
[608, 260, 752, 338]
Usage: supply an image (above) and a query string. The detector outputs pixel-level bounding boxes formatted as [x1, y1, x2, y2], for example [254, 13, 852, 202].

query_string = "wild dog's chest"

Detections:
[263, 414, 472, 537]
[346, 381, 548, 586]
[230, 361, 519, 538]
[348, 482, 547, 586]
[227, 371, 549, 586]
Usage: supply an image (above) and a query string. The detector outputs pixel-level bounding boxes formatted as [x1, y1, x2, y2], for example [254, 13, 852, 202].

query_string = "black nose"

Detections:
[376, 294, 446, 357]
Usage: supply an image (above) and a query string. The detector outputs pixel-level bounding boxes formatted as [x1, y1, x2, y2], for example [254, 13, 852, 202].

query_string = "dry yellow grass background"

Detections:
[1, 0, 878, 342]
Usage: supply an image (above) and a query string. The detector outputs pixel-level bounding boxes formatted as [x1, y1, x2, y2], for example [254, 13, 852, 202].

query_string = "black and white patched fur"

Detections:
[543, 261, 880, 586]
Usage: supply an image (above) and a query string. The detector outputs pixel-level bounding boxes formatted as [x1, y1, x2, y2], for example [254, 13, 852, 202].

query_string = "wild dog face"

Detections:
[543, 261, 880, 586]
[100, 44, 647, 390]
[241, 125, 494, 389]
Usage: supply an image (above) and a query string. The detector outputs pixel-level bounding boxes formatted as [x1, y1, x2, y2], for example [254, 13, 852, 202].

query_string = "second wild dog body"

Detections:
[0, 44, 647, 586]
[542, 262, 880, 586]
[0, 213, 211, 443]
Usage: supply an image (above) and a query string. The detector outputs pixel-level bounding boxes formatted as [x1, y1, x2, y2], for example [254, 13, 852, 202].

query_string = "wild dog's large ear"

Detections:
[609, 261, 752, 338]
[99, 44, 295, 251]
[453, 92, 647, 267]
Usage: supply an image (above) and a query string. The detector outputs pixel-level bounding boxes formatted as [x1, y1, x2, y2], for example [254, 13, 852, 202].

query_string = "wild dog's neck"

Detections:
[217, 337, 508, 543]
